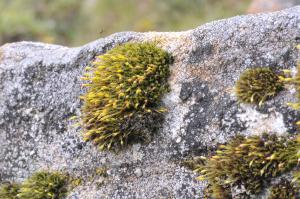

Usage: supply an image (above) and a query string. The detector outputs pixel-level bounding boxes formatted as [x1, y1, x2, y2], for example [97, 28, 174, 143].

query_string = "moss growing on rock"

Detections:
[194, 134, 300, 198]
[17, 171, 68, 199]
[291, 68, 300, 110]
[283, 66, 300, 111]
[295, 45, 300, 110]
[235, 68, 283, 106]
[0, 182, 20, 199]
[81, 42, 172, 150]
[0, 171, 69, 199]
[268, 179, 299, 199]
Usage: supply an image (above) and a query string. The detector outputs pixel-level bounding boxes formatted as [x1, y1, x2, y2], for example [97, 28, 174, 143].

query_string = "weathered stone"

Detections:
[0, 6, 299, 199]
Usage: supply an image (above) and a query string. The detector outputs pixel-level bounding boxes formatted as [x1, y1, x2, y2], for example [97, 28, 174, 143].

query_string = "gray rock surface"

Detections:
[0, 6, 300, 199]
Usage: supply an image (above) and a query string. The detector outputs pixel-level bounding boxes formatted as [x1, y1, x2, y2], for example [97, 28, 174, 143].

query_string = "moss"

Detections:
[293, 64, 300, 108]
[235, 68, 283, 106]
[95, 167, 108, 177]
[295, 45, 300, 106]
[17, 171, 68, 199]
[81, 42, 172, 150]
[194, 133, 300, 198]
[278, 46, 300, 127]
[283, 66, 300, 111]
[69, 177, 82, 188]
[203, 183, 231, 199]
[0, 171, 72, 199]
[181, 156, 206, 171]
[268, 179, 299, 199]
[0, 182, 20, 199]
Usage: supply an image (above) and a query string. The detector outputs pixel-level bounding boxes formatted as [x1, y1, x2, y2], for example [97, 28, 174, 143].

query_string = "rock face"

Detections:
[0, 6, 299, 199]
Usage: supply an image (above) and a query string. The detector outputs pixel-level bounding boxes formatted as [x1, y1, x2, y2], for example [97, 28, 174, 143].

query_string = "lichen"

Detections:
[194, 133, 300, 198]
[0, 182, 20, 199]
[235, 68, 283, 106]
[81, 42, 172, 150]
[268, 179, 299, 199]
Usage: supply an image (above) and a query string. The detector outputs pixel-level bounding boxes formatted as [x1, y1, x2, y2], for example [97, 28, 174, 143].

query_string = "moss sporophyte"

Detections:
[81, 42, 172, 150]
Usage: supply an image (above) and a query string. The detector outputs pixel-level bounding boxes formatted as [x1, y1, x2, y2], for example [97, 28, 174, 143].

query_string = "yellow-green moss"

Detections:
[194, 134, 300, 198]
[283, 66, 300, 111]
[17, 171, 68, 199]
[296, 45, 300, 110]
[235, 68, 283, 106]
[268, 179, 298, 199]
[293, 65, 300, 108]
[0, 172, 70, 199]
[278, 46, 300, 127]
[81, 42, 172, 150]
[0, 183, 20, 199]
[95, 167, 107, 177]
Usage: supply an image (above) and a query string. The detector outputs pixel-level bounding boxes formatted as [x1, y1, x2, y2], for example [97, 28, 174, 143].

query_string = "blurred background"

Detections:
[0, 0, 298, 47]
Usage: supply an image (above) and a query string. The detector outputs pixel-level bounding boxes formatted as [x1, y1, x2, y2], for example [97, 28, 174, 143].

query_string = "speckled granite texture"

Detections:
[0, 6, 299, 199]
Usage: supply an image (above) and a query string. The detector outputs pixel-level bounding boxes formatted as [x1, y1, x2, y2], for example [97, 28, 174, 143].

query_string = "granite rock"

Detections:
[0, 6, 300, 199]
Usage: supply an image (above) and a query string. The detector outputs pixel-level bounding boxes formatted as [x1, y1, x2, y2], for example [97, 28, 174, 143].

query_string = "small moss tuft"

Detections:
[181, 156, 206, 171]
[81, 42, 172, 150]
[195, 134, 300, 198]
[95, 167, 108, 177]
[296, 46, 300, 109]
[268, 179, 299, 199]
[0, 182, 20, 199]
[235, 68, 283, 106]
[283, 65, 300, 111]
[17, 171, 68, 199]
[278, 46, 300, 127]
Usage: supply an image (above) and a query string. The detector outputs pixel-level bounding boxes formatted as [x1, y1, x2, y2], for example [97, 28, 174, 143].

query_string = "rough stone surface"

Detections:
[0, 6, 300, 199]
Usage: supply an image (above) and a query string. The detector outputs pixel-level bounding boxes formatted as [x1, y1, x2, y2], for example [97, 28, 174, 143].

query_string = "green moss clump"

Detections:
[195, 134, 300, 198]
[268, 179, 298, 199]
[81, 42, 172, 150]
[235, 68, 283, 106]
[17, 171, 68, 199]
[0, 183, 20, 199]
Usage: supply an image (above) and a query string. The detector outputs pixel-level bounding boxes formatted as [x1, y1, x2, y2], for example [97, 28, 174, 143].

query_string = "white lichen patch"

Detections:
[237, 104, 287, 136]
[162, 82, 190, 142]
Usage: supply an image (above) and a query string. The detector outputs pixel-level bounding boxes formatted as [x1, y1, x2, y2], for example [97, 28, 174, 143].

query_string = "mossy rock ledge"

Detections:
[0, 6, 300, 199]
